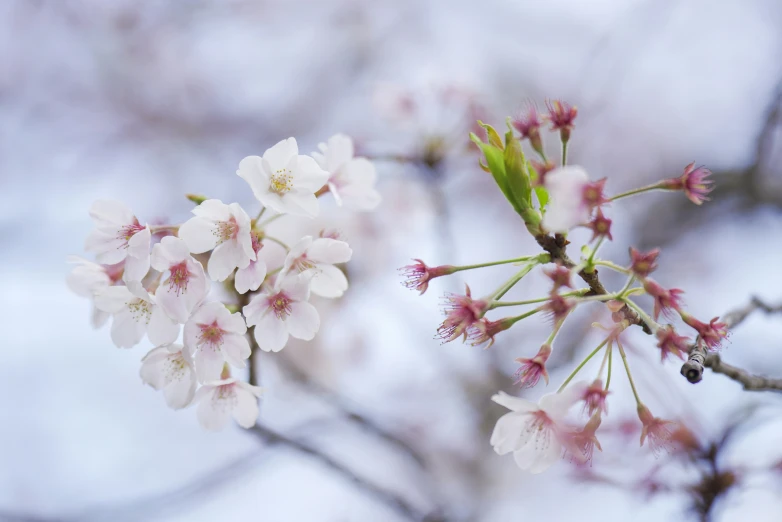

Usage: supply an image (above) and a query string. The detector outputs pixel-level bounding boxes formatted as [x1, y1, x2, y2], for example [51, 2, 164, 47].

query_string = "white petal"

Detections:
[123, 251, 150, 283]
[110, 309, 146, 348]
[228, 203, 256, 262]
[94, 286, 133, 314]
[307, 238, 352, 264]
[163, 369, 197, 410]
[235, 260, 267, 294]
[491, 391, 537, 413]
[147, 306, 180, 346]
[293, 155, 330, 191]
[280, 272, 312, 301]
[126, 226, 151, 259]
[139, 347, 171, 389]
[527, 439, 563, 474]
[232, 386, 260, 428]
[192, 199, 231, 221]
[89, 200, 135, 227]
[222, 310, 248, 335]
[254, 312, 289, 352]
[67, 260, 110, 297]
[208, 241, 247, 282]
[195, 343, 227, 383]
[91, 307, 110, 329]
[286, 302, 319, 340]
[284, 192, 319, 218]
[221, 333, 251, 367]
[196, 387, 233, 431]
[242, 294, 269, 327]
[262, 137, 298, 171]
[310, 264, 348, 298]
[323, 134, 354, 171]
[490, 412, 528, 455]
[156, 286, 190, 324]
[178, 217, 219, 254]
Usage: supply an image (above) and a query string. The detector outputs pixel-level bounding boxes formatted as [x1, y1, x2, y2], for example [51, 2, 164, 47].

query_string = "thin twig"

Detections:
[681, 297, 782, 391]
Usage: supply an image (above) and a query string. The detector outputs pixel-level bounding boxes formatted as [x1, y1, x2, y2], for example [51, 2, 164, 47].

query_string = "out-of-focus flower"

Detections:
[399, 260, 455, 295]
[545, 99, 578, 142]
[184, 302, 251, 383]
[178, 199, 255, 282]
[467, 317, 514, 347]
[66, 256, 123, 328]
[436, 286, 488, 343]
[193, 377, 263, 431]
[587, 208, 613, 242]
[543, 263, 572, 290]
[570, 412, 603, 465]
[84, 200, 150, 283]
[94, 281, 179, 348]
[530, 159, 556, 186]
[637, 405, 675, 455]
[681, 314, 729, 351]
[629, 247, 660, 278]
[243, 273, 319, 353]
[312, 134, 381, 211]
[235, 231, 267, 295]
[490, 388, 582, 473]
[542, 166, 591, 233]
[140, 343, 197, 409]
[543, 293, 575, 323]
[643, 279, 685, 320]
[582, 179, 609, 209]
[150, 237, 209, 323]
[237, 138, 329, 218]
[280, 235, 353, 298]
[661, 163, 713, 205]
[512, 104, 544, 156]
[513, 344, 552, 388]
[655, 326, 690, 361]
[581, 379, 609, 416]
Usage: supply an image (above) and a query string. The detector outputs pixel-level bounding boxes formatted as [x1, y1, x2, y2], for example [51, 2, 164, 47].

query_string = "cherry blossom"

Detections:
[542, 166, 591, 233]
[237, 138, 329, 217]
[184, 302, 251, 383]
[150, 236, 210, 323]
[94, 281, 180, 348]
[193, 377, 263, 431]
[490, 387, 582, 473]
[140, 344, 197, 409]
[280, 235, 353, 298]
[66, 256, 123, 328]
[243, 273, 320, 353]
[84, 200, 151, 282]
[234, 231, 268, 294]
[178, 199, 255, 282]
[311, 134, 381, 211]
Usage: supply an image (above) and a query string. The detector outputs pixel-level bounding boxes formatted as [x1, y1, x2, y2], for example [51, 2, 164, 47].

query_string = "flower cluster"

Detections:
[401, 101, 726, 472]
[68, 135, 379, 431]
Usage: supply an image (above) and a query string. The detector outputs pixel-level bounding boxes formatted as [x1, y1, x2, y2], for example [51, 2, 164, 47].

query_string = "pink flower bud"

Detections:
[629, 247, 660, 278]
[530, 159, 556, 186]
[643, 279, 685, 320]
[582, 178, 609, 209]
[587, 208, 613, 242]
[655, 326, 690, 361]
[543, 263, 572, 290]
[436, 286, 488, 343]
[398, 259, 455, 295]
[466, 317, 515, 348]
[661, 163, 713, 205]
[544, 293, 576, 323]
[637, 405, 674, 456]
[512, 104, 545, 157]
[681, 313, 728, 351]
[545, 99, 578, 143]
[581, 379, 609, 416]
[513, 344, 552, 388]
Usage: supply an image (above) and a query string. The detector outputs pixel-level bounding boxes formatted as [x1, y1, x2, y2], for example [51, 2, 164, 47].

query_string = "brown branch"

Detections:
[681, 297, 782, 391]
[534, 233, 652, 334]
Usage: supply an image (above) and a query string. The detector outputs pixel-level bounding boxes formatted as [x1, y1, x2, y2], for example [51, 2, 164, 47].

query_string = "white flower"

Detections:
[150, 236, 210, 323]
[280, 235, 352, 298]
[542, 166, 591, 233]
[94, 281, 180, 348]
[490, 387, 582, 474]
[243, 273, 320, 353]
[178, 199, 255, 282]
[84, 200, 151, 283]
[193, 378, 263, 431]
[234, 231, 267, 294]
[237, 138, 329, 218]
[184, 302, 251, 383]
[66, 256, 121, 328]
[140, 344, 197, 409]
[311, 134, 381, 211]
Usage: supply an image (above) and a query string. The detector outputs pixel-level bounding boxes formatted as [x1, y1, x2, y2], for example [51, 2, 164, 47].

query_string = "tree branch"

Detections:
[681, 297, 782, 391]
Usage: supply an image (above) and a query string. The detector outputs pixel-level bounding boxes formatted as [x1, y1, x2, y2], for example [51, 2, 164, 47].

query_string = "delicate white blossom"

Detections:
[234, 231, 267, 294]
[311, 134, 381, 211]
[490, 387, 583, 474]
[84, 200, 150, 283]
[237, 138, 329, 217]
[178, 199, 255, 282]
[66, 256, 122, 328]
[193, 378, 263, 431]
[140, 344, 197, 409]
[150, 237, 209, 323]
[542, 166, 590, 233]
[280, 235, 352, 298]
[94, 281, 180, 348]
[243, 273, 319, 352]
[184, 302, 251, 383]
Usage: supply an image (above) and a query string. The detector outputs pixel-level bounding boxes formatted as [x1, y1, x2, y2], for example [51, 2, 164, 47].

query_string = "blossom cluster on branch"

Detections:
[68, 134, 380, 431]
[401, 101, 727, 473]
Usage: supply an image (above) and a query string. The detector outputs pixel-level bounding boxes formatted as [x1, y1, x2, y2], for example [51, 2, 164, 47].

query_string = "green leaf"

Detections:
[470, 132, 522, 215]
[503, 132, 532, 208]
[478, 121, 504, 149]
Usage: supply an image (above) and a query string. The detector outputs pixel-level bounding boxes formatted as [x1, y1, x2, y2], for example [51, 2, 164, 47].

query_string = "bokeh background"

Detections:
[3, 0, 782, 521]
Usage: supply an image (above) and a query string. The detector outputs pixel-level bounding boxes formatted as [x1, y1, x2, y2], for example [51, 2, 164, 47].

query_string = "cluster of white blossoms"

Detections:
[67, 134, 380, 431]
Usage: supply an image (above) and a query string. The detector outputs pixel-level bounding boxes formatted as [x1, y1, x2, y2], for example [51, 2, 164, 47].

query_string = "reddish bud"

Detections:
[661, 162, 713, 205]
[567, 413, 603, 466]
[643, 279, 685, 320]
[513, 344, 551, 388]
[466, 317, 515, 348]
[543, 263, 572, 290]
[681, 313, 728, 351]
[512, 103, 545, 157]
[655, 325, 690, 361]
[543, 294, 575, 323]
[582, 178, 609, 209]
[587, 208, 613, 242]
[581, 379, 609, 416]
[629, 247, 660, 278]
[530, 159, 556, 187]
[637, 405, 675, 456]
[545, 99, 578, 143]
[436, 285, 488, 343]
[399, 259, 455, 295]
